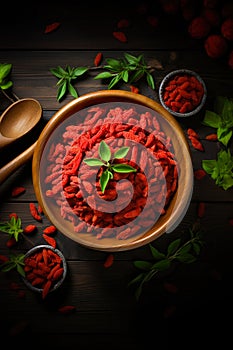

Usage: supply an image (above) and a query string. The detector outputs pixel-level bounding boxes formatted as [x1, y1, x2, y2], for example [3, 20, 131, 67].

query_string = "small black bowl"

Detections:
[22, 244, 67, 297]
[159, 69, 207, 118]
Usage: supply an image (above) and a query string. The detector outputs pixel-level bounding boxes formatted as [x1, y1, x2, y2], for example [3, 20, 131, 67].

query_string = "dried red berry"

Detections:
[188, 16, 211, 39]
[221, 18, 233, 41]
[204, 34, 228, 58]
[112, 31, 127, 43]
[11, 186, 26, 197]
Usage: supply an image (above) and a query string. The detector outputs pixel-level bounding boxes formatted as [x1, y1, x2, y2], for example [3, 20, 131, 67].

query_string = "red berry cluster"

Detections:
[185, 0, 233, 69]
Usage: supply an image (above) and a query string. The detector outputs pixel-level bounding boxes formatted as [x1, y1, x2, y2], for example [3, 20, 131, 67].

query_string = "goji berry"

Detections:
[194, 169, 206, 180]
[117, 18, 130, 29]
[112, 31, 127, 43]
[42, 234, 56, 248]
[29, 203, 42, 221]
[42, 280, 52, 299]
[58, 305, 76, 314]
[130, 85, 139, 94]
[43, 225, 57, 235]
[9, 212, 18, 220]
[23, 224, 37, 234]
[205, 133, 218, 141]
[6, 236, 17, 248]
[44, 22, 60, 34]
[11, 186, 26, 197]
[197, 202, 205, 218]
[104, 253, 114, 268]
[0, 254, 9, 263]
[94, 52, 102, 67]
[188, 135, 204, 151]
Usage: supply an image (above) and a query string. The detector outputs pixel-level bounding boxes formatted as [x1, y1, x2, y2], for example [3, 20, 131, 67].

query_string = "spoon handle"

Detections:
[0, 141, 37, 185]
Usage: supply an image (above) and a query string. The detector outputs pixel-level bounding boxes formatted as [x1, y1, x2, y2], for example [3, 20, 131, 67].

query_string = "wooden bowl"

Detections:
[32, 90, 193, 252]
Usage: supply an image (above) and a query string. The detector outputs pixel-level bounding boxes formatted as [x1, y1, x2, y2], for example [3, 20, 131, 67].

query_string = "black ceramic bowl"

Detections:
[159, 69, 207, 118]
[22, 245, 67, 297]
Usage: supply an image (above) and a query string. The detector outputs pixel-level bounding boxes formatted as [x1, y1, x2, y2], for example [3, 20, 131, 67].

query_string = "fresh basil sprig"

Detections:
[50, 65, 88, 101]
[50, 53, 157, 102]
[94, 52, 155, 90]
[83, 141, 136, 193]
[202, 149, 233, 190]
[202, 96, 233, 147]
[0, 216, 23, 241]
[0, 253, 25, 277]
[128, 223, 204, 301]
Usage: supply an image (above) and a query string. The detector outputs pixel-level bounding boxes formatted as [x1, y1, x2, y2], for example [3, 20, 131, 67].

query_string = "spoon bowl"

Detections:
[0, 98, 42, 148]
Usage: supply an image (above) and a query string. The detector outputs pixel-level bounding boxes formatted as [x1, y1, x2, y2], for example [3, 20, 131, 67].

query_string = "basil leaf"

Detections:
[113, 146, 130, 159]
[112, 164, 136, 173]
[83, 158, 105, 166]
[99, 141, 111, 162]
[100, 170, 111, 193]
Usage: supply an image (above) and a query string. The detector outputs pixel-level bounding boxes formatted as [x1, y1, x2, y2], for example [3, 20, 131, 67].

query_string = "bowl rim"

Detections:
[32, 90, 193, 252]
[158, 69, 207, 118]
[22, 244, 67, 293]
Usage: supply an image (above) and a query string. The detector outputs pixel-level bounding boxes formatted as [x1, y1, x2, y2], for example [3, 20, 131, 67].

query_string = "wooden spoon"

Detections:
[0, 141, 37, 185]
[0, 98, 42, 148]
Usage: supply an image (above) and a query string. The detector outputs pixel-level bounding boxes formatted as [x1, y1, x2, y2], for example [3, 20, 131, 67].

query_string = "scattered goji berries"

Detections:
[11, 186, 26, 197]
[187, 128, 204, 151]
[23, 246, 66, 299]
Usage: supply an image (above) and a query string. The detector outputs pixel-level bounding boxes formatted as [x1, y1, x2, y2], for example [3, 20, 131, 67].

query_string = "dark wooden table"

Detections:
[0, 1, 233, 348]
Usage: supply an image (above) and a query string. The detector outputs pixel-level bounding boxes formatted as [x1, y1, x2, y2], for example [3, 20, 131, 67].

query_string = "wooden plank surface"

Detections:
[0, 1, 233, 347]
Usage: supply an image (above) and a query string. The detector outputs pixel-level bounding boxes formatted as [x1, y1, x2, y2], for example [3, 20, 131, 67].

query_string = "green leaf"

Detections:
[99, 141, 111, 162]
[217, 127, 232, 147]
[149, 244, 166, 260]
[94, 72, 113, 80]
[73, 67, 88, 77]
[83, 158, 105, 166]
[0, 63, 12, 80]
[57, 82, 67, 101]
[133, 260, 153, 271]
[202, 110, 221, 128]
[152, 258, 171, 271]
[0, 81, 13, 90]
[202, 159, 217, 174]
[176, 253, 197, 264]
[112, 164, 137, 173]
[167, 238, 181, 256]
[113, 146, 130, 159]
[146, 72, 155, 89]
[100, 170, 111, 193]
[108, 75, 122, 89]
[68, 82, 78, 98]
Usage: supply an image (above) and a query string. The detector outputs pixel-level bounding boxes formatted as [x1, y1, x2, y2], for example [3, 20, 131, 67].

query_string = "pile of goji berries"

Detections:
[23, 246, 66, 299]
[161, 72, 205, 114]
